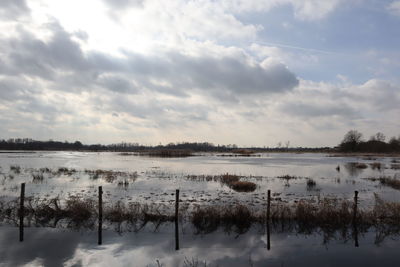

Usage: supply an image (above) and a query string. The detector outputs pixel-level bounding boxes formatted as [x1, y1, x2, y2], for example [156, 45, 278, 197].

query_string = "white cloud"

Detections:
[388, 1, 400, 16]
[219, 0, 343, 20]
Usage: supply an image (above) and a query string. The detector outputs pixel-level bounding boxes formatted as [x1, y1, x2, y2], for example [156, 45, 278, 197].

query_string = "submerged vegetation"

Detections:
[366, 176, 400, 190]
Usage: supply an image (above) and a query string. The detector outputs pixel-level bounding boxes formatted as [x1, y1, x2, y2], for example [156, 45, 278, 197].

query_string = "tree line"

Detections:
[338, 130, 400, 152]
[0, 139, 330, 152]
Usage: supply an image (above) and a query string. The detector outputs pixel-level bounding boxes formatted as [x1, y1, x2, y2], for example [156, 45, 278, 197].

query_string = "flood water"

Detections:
[0, 151, 399, 266]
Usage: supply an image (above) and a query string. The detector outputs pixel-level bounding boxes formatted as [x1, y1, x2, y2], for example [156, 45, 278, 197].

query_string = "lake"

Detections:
[0, 151, 399, 266]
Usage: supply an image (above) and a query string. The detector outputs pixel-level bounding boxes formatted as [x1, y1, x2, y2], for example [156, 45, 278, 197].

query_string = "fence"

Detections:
[15, 183, 363, 250]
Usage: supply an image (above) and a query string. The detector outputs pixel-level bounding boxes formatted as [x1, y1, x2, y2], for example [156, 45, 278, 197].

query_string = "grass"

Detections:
[366, 176, 400, 190]
[277, 175, 304, 187]
[369, 162, 382, 170]
[85, 169, 138, 183]
[230, 181, 257, 192]
[2, 194, 400, 238]
[276, 175, 300, 180]
[391, 164, 400, 170]
[306, 179, 317, 190]
[351, 162, 368, 169]
[220, 173, 240, 185]
[220, 174, 257, 192]
[32, 173, 44, 183]
[9, 165, 21, 174]
[57, 167, 77, 176]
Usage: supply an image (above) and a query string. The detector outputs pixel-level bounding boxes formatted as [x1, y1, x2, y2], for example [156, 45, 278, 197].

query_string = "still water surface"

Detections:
[0, 151, 399, 266]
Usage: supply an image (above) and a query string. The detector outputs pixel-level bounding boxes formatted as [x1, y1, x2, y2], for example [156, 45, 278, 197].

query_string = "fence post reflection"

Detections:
[175, 189, 180, 251]
[98, 186, 103, 245]
[267, 189, 271, 250]
[19, 183, 25, 242]
[353, 190, 359, 247]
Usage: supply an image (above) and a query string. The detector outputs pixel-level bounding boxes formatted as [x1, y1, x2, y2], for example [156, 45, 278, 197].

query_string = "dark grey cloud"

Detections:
[96, 74, 138, 94]
[0, 0, 29, 19]
[1, 21, 298, 98]
[121, 51, 299, 95]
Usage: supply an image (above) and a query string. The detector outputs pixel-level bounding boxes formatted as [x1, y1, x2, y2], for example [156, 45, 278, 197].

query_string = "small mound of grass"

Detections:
[352, 162, 368, 169]
[10, 165, 21, 174]
[230, 181, 257, 192]
[219, 174, 257, 192]
[369, 162, 382, 170]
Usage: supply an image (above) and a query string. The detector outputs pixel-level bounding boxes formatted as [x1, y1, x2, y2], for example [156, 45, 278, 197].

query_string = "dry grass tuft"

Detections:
[306, 179, 317, 190]
[369, 162, 382, 170]
[352, 162, 368, 169]
[85, 169, 138, 183]
[10, 165, 21, 174]
[391, 164, 400, 170]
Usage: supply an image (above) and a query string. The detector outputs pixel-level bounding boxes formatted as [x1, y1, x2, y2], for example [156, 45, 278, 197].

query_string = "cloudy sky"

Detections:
[0, 0, 399, 147]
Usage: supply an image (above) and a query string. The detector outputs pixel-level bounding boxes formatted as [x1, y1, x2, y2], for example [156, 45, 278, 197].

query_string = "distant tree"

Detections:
[370, 132, 386, 142]
[339, 130, 363, 152]
[389, 136, 400, 150]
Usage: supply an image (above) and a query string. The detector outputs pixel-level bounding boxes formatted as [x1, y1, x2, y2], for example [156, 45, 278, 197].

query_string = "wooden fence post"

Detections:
[98, 186, 103, 245]
[19, 183, 25, 242]
[175, 189, 180, 250]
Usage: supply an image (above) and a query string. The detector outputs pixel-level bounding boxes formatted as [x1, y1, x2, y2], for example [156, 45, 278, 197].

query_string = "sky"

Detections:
[0, 0, 399, 147]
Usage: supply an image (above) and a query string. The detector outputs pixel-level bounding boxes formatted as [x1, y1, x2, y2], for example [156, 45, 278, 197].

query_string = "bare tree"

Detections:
[370, 132, 386, 142]
[340, 130, 363, 151]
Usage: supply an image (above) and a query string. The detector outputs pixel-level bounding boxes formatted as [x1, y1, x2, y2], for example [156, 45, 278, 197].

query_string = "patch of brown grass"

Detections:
[369, 162, 382, 170]
[230, 181, 257, 192]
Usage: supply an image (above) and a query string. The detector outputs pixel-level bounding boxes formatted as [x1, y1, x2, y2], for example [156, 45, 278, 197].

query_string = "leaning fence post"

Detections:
[98, 186, 103, 245]
[267, 189, 271, 250]
[19, 183, 25, 242]
[175, 189, 180, 250]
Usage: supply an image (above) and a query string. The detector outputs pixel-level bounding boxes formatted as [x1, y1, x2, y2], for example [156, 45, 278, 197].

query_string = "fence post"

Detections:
[267, 189, 271, 250]
[175, 189, 180, 250]
[98, 186, 103, 245]
[19, 183, 25, 242]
